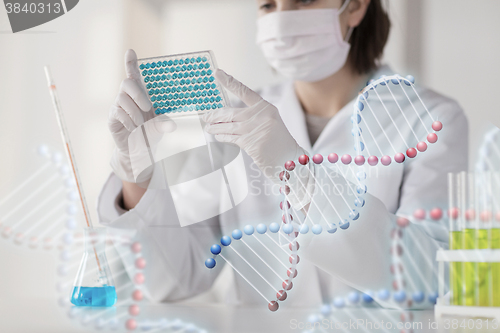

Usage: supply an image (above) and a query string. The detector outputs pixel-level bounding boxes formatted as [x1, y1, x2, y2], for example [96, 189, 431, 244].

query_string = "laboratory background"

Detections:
[1, 0, 500, 332]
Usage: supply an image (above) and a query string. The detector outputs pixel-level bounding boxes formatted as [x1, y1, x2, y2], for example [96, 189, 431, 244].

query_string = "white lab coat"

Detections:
[97, 65, 468, 309]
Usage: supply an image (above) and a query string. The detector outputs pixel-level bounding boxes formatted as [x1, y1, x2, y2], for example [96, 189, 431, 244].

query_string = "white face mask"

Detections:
[256, 2, 353, 82]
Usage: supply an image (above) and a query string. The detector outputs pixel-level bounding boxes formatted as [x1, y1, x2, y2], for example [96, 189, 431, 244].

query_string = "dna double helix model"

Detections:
[477, 127, 500, 219]
[303, 126, 500, 331]
[0, 145, 79, 249]
[205, 74, 444, 311]
[0, 144, 206, 332]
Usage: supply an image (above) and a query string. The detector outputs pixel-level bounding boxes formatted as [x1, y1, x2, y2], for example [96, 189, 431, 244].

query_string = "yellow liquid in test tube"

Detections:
[463, 228, 477, 306]
[476, 228, 491, 306]
[492, 228, 500, 307]
[450, 230, 463, 305]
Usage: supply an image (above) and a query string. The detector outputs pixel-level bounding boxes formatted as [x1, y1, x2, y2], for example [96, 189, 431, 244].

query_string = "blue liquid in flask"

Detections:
[71, 285, 117, 307]
[71, 228, 117, 307]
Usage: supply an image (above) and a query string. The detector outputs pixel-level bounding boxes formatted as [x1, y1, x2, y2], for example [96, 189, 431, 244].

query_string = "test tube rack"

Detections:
[435, 249, 500, 320]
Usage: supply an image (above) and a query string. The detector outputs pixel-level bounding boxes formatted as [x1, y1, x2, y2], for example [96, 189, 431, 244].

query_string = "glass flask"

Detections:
[71, 228, 117, 307]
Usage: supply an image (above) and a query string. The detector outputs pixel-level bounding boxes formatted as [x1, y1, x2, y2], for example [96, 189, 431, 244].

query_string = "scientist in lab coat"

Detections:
[99, 0, 468, 309]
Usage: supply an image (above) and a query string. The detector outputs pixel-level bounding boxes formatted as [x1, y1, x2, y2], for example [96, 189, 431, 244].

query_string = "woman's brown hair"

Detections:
[347, 0, 391, 75]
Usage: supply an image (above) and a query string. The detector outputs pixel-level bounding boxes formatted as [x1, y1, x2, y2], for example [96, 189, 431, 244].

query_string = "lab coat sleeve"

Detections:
[97, 172, 223, 302]
[299, 99, 468, 309]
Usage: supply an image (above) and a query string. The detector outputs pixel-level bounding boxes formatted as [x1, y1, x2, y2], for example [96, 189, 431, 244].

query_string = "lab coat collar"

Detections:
[277, 65, 395, 153]
[278, 82, 312, 151]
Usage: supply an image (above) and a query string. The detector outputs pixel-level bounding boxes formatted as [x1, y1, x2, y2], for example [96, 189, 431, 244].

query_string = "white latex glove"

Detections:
[108, 49, 175, 185]
[203, 69, 313, 208]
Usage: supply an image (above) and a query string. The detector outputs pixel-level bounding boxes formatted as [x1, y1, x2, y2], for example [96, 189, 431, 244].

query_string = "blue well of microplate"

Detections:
[138, 51, 229, 116]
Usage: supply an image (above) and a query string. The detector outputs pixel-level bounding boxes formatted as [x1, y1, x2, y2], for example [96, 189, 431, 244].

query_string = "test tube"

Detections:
[463, 172, 477, 306]
[491, 171, 500, 306]
[449, 172, 463, 305]
[476, 171, 492, 306]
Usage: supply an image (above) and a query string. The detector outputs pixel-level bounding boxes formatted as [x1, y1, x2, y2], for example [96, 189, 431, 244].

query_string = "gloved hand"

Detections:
[203, 69, 313, 208]
[108, 49, 175, 185]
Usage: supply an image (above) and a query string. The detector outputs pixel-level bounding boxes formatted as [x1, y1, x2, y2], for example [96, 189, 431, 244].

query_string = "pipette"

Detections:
[44, 66, 104, 275]
[44, 66, 93, 228]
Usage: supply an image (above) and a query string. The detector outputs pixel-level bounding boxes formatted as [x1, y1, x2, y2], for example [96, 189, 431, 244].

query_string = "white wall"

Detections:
[420, 0, 500, 163]
[0, 0, 499, 322]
